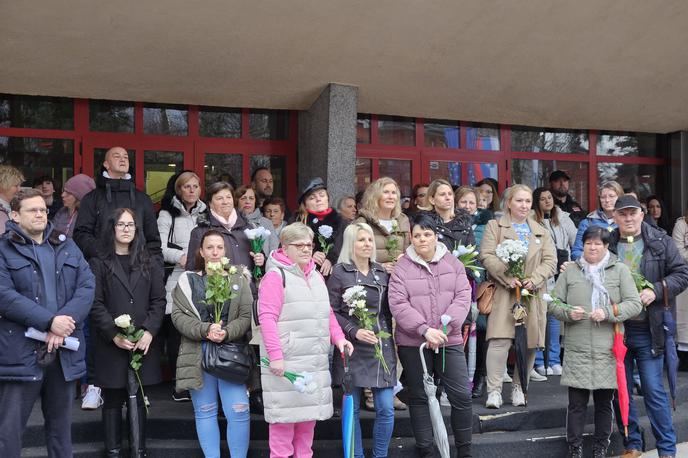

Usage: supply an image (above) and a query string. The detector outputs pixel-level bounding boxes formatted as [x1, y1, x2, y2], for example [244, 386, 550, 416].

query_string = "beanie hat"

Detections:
[63, 174, 96, 201]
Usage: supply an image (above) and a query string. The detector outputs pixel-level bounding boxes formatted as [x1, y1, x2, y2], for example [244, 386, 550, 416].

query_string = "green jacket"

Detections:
[171, 269, 253, 392]
[550, 256, 642, 390]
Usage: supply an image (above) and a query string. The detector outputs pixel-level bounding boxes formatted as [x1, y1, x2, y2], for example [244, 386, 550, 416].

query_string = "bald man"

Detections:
[73, 147, 161, 260]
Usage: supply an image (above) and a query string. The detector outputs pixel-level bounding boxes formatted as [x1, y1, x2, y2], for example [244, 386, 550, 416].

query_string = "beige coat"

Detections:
[479, 215, 557, 348]
[355, 210, 410, 263]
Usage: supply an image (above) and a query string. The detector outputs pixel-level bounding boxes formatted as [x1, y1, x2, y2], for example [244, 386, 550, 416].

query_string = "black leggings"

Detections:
[567, 387, 614, 448]
[102, 388, 145, 409]
[398, 345, 473, 457]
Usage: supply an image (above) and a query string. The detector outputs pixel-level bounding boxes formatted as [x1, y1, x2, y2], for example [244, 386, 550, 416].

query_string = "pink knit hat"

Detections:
[63, 174, 96, 201]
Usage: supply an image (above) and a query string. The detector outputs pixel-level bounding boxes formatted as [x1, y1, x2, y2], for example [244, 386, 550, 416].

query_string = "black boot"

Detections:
[130, 404, 147, 458]
[471, 375, 486, 398]
[249, 389, 264, 415]
[592, 444, 607, 458]
[103, 407, 122, 458]
[567, 444, 583, 458]
[415, 446, 435, 457]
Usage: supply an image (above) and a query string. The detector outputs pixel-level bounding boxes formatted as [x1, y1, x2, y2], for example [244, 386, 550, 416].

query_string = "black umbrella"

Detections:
[663, 281, 678, 410]
[512, 288, 529, 404]
[126, 368, 141, 454]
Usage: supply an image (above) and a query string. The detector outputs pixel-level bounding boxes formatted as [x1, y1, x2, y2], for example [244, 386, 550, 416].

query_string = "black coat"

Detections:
[296, 209, 346, 266]
[328, 262, 396, 388]
[185, 211, 255, 272]
[421, 209, 476, 251]
[609, 222, 688, 356]
[74, 174, 162, 261]
[89, 256, 166, 388]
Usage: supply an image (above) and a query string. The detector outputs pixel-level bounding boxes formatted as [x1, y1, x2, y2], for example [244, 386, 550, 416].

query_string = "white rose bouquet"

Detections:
[495, 239, 528, 280]
[452, 244, 484, 279]
[205, 257, 240, 323]
[244, 227, 271, 279]
[343, 285, 391, 374]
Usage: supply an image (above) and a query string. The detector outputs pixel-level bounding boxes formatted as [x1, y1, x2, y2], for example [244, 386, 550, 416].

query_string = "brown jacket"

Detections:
[355, 210, 411, 264]
[479, 215, 557, 348]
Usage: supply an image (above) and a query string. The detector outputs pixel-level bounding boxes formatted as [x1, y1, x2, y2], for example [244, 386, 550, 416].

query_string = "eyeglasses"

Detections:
[115, 222, 136, 230]
[288, 242, 313, 251]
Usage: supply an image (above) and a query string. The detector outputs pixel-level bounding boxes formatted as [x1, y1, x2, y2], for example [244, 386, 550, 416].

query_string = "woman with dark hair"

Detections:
[89, 208, 166, 457]
[172, 229, 254, 458]
[549, 226, 641, 458]
[405, 183, 431, 222]
[185, 181, 265, 275]
[424, 178, 475, 251]
[645, 195, 672, 233]
[157, 170, 207, 402]
[388, 214, 473, 457]
[531, 187, 577, 379]
[475, 178, 500, 214]
[293, 177, 345, 277]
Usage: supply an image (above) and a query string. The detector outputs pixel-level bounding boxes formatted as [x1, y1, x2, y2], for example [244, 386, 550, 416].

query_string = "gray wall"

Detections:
[298, 83, 358, 209]
[669, 131, 688, 223]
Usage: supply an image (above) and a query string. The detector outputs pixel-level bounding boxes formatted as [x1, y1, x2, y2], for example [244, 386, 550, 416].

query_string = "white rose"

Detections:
[318, 225, 334, 238]
[220, 257, 230, 266]
[114, 314, 132, 329]
[228, 266, 238, 275]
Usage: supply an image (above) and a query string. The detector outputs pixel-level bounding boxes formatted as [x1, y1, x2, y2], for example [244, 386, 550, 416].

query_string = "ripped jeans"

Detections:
[191, 369, 250, 458]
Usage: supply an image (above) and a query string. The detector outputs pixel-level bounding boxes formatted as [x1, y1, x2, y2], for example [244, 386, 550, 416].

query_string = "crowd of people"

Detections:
[0, 147, 686, 458]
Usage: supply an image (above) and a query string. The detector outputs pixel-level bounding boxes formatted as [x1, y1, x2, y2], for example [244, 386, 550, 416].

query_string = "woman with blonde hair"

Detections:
[328, 222, 397, 458]
[479, 184, 557, 408]
[571, 181, 624, 260]
[355, 177, 411, 274]
[0, 165, 24, 233]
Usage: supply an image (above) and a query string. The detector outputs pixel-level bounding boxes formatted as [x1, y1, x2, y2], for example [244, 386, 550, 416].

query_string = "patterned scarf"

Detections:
[578, 250, 611, 312]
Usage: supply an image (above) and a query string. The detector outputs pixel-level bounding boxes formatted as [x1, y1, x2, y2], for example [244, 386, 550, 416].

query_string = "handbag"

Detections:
[202, 341, 253, 384]
[476, 281, 496, 314]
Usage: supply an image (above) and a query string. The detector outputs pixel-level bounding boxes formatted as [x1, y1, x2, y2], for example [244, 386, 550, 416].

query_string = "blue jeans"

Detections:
[351, 387, 394, 458]
[623, 324, 676, 456]
[535, 314, 561, 367]
[190, 370, 250, 458]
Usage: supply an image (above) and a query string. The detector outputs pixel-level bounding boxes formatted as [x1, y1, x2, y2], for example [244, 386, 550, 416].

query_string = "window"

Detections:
[144, 151, 184, 203]
[598, 162, 663, 202]
[199, 107, 241, 138]
[424, 120, 459, 148]
[379, 159, 412, 196]
[355, 158, 372, 192]
[512, 126, 588, 153]
[465, 123, 499, 151]
[378, 116, 415, 146]
[0, 137, 74, 186]
[511, 159, 588, 210]
[204, 154, 243, 188]
[0, 95, 73, 130]
[143, 104, 188, 136]
[249, 110, 289, 140]
[429, 161, 462, 185]
[597, 132, 660, 158]
[356, 114, 371, 144]
[89, 100, 134, 133]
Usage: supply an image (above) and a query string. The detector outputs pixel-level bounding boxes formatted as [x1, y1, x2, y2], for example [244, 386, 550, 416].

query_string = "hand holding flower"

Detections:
[134, 331, 153, 355]
[355, 329, 379, 345]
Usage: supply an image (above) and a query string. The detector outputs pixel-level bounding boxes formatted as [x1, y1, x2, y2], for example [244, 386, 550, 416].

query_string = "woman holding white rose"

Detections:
[294, 177, 345, 276]
[478, 184, 557, 409]
[89, 208, 166, 457]
[172, 229, 254, 458]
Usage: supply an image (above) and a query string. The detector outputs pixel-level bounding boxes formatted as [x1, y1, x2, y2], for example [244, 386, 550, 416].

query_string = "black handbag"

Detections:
[202, 341, 253, 384]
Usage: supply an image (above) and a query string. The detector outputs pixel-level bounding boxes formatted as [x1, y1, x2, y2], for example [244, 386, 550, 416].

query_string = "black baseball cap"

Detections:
[614, 195, 642, 211]
[549, 170, 571, 182]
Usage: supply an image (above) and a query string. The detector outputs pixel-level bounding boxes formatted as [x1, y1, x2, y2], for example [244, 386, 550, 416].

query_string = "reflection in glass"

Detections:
[144, 151, 184, 203]
[597, 162, 661, 202]
[199, 107, 241, 138]
[89, 100, 134, 133]
[379, 159, 412, 196]
[249, 110, 289, 140]
[378, 116, 415, 146]
[424, 120, 459, 148]
[597, 132, 659, 157]
[143, 104, 188, 136]
[429, 161, 462, 186]
[250, 155, 286, 198]
[511, 159, 588, 209]
[511, 126, 588, 153]
[94, 148, 136, 181]
[355, 158, 372, 193]
[204, 154, 243, 188]
[357, 115, 371, 144]
[0, 137, 74, 187]
[0, 95, 73, 130]
[465, 123, 500, 151]
[468, 163, 498, 186]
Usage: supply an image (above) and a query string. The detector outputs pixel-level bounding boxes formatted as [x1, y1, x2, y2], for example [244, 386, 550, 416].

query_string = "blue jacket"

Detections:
[0, 221, 95, 382]
[571, 209, 617, 261]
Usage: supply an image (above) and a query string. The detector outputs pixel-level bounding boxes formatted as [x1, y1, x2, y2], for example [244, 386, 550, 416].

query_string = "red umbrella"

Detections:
[612, 303, 629, 438]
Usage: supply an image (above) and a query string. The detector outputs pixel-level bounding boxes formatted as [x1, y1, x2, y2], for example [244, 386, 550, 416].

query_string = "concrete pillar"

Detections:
[298, 83, 358, 209]
[669, 131, 688, 221]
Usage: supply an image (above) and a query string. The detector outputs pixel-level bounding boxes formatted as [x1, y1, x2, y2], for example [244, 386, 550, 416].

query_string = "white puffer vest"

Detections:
[259, 259, 333, 424]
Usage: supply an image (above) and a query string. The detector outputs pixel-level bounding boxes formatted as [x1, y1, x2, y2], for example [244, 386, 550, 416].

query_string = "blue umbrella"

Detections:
[341, 348, 355, 458]
[663, 281, 678, 410]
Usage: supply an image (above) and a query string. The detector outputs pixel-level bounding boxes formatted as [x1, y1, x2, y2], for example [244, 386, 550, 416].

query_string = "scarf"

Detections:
[578, 250, 611, 312]
[308, 208, 333, 220]
[211, 209, 238, 230]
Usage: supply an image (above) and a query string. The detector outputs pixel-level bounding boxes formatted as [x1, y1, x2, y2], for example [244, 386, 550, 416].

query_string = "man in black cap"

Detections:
[549, 170, 586, 226]
[609, 195, 688, 458]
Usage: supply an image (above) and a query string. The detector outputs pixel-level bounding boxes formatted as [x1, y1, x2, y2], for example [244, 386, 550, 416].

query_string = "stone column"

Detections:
[298, 83, 358, 209]
[669, 131, 688, 221]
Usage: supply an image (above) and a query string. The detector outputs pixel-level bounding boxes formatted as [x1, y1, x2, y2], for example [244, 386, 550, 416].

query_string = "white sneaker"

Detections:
[535, 366, 547, 376]
[551, 364, 563, 376]
[503, 370, 513, 383]
[485, 391, 502, 409]
[440, 392, 451, 407]
[81, 385, 103, 410]
[529, 368, 547, 382]
[511, 385, 526, 406]
[546, 366, 554, 375]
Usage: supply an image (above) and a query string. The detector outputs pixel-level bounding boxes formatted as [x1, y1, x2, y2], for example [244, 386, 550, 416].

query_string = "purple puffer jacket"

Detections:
[388, 243, 472, 347]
